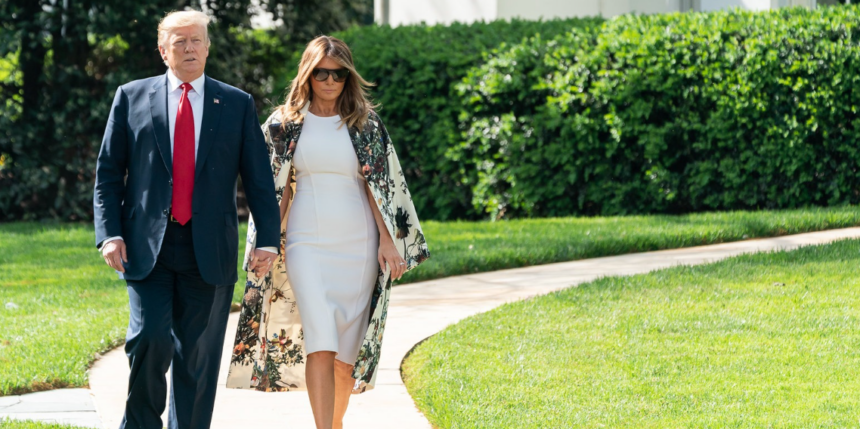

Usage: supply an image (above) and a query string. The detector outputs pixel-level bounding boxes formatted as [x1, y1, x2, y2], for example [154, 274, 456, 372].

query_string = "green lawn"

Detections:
[0, 419, 83, 429]
[403, 238, 860, 428]
[0, 206, 859, 396]
[411, 207, 860, 283]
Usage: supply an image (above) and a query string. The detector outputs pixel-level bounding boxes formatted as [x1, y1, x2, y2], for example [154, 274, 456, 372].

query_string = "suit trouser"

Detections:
[120, 221, 233, 429]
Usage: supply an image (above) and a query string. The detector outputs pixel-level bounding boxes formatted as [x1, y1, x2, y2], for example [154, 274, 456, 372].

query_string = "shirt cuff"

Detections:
[99, 236, 123, 251]
[257, 247, 278, 254]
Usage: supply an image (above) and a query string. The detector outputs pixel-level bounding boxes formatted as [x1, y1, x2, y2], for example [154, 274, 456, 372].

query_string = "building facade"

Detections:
[374, 0, 819, 27]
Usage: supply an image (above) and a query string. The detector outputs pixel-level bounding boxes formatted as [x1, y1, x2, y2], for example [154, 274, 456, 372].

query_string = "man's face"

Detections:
[159, 25, 209, 82]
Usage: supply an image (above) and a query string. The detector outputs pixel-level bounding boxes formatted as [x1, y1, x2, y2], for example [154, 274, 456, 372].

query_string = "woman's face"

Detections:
[309, 56, 347, 105]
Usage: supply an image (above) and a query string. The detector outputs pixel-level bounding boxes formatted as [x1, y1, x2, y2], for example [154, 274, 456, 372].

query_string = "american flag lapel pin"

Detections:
[214, 98, 220, 104]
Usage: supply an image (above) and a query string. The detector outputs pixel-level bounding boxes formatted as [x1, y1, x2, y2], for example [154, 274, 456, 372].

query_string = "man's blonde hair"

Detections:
[157, 10, 211, 48]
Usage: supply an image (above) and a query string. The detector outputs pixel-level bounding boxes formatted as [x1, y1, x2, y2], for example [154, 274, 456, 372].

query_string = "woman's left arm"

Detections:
[364, 181, 407, 280]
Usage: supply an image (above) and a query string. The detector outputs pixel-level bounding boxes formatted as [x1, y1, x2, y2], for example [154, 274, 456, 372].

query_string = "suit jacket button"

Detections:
[163, 209, 168, 216]
[169, 179, 173, 186]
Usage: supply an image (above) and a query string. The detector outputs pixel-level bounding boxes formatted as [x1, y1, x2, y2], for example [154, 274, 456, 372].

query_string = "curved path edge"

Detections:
[74, 227, 860, 428]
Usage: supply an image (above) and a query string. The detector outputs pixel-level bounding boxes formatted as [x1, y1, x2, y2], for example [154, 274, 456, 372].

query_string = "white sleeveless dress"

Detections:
[285, 112, 379, 364]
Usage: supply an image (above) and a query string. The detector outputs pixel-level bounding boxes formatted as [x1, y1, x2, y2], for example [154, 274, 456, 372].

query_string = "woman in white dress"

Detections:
[227, 36, 430, 429]
[282, 42, 408, 429]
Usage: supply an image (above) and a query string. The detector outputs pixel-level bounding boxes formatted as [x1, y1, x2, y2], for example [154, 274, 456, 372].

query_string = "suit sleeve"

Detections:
[93, 86, 129, 248]
[239, 94, 280, 250]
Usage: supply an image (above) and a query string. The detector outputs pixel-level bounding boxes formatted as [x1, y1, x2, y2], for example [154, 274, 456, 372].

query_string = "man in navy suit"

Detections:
[93, 10, 280, 429]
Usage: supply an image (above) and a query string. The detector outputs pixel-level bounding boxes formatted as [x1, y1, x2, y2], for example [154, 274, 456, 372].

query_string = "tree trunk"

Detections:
[17, 0, 47, 118]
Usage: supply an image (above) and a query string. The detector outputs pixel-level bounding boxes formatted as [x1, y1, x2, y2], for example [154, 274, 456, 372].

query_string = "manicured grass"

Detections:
[409, 206, 860, 283]
[0, 206, 858, 396]
[403, 238, 860, 428]
[0, 223, 248, 396]
[0, 419, 86, 429]
[0, 224, 128, 396]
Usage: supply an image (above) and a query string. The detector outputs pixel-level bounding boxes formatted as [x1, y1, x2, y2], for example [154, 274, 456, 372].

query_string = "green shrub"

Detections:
[452, 27, 600, 218]
[269, 17, 605, 220]
[0, 1, 371, 222]
[12, 6, 859, 222]
[457, 6, 860, 218]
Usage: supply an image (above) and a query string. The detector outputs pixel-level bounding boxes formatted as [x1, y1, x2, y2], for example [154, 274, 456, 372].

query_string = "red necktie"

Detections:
[172, 82, 195, 225]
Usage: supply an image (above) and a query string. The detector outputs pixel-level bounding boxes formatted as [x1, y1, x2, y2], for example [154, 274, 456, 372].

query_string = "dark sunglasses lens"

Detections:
[333, 69, 349, 82]
[312, 68, 349, 82]
[312, 69, 328, 81]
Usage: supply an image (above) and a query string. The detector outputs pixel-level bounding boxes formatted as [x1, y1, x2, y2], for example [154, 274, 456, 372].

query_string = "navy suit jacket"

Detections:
[93, 73, 280, 286]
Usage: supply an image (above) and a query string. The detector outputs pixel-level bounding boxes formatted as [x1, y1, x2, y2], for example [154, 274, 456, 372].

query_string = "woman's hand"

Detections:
[364, 180, 406, 280]
[378, 237, 406, 281]
[248, 249, 275, 278]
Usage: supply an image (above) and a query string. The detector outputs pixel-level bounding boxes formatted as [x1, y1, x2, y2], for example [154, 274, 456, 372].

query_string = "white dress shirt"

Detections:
[101, 69, 276, 257]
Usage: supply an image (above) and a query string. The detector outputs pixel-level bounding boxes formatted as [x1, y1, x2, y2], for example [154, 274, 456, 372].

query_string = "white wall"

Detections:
[601, 0, 634, 17]
[699, 0, 815, 11]
[497, 0, 600, 19]
[497, 0, 672, 20]
[699, 0, 773, 11]
[379, 0, 497, 26]
[775, 0, 816, 6]
[375, 0, 817, 27]
[605, 0, 674, 16]
[628, 0, 675, 15]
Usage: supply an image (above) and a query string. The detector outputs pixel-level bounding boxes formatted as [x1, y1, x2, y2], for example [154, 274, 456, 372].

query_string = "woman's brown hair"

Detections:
[277, 36, 376, 131]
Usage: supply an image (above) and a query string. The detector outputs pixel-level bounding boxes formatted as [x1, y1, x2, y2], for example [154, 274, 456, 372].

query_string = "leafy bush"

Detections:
[0, 0, 371, 222]
[452, 27, 601, 218]
[269, 17, 605, 220]
[457, 6, 860, 218]
[10, 5, 860, 222]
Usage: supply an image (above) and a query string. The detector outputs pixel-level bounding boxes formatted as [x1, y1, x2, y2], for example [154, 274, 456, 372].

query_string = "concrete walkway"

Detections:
[0, 389, 101, 428]
[7, 227, 860, 428]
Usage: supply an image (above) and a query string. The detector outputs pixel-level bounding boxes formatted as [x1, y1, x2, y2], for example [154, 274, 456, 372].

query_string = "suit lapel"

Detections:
[195, 76, 223, 180]
[149, 74, 172, 174]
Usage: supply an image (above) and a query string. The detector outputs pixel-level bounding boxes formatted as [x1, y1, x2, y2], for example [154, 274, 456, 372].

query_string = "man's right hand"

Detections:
[102, 240, 128, 273]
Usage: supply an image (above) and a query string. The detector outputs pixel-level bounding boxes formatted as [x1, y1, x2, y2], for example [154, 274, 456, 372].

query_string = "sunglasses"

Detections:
[312, 67, 350, 83]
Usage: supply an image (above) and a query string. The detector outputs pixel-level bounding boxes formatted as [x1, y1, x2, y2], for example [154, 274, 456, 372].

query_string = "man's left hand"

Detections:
[248, 249, 275, 278]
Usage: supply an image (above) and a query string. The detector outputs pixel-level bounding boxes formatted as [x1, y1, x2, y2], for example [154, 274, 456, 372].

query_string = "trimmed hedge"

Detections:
[269, 17, 605, 220]
[456, 6, 860, 218]
[9, 7, 859, 221]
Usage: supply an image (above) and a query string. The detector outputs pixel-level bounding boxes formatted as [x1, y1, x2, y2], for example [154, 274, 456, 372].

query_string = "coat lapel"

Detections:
[347, 125, 374, 176]
[149, 74, 172, 174]
[195, 76, 223, 180]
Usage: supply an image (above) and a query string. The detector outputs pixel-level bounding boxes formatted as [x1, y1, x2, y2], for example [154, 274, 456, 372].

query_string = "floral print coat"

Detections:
[225, 103, 430, 394]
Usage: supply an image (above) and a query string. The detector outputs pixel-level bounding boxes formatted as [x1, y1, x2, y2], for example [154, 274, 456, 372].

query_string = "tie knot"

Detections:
[180, 82, 192, 92]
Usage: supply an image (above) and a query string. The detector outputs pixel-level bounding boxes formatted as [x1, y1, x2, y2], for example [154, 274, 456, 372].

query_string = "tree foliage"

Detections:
[0, 0, 370, 221]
